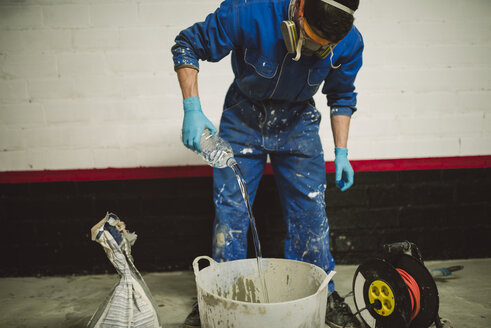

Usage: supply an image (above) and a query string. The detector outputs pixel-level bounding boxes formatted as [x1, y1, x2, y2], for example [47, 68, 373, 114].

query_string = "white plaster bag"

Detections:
[87, 213, 162, 328]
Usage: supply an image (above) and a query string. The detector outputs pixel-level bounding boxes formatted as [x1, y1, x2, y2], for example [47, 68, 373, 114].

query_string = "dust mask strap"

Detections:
[329, 44, 341, 69]
[293, 32, 304, 61]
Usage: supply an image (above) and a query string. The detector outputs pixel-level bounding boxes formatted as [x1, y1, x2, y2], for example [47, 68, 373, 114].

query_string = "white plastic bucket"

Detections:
[192, 256, 335, 328]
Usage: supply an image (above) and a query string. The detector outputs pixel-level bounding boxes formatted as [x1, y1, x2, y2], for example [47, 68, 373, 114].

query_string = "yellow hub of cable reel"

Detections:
[368, 280, 395, 316]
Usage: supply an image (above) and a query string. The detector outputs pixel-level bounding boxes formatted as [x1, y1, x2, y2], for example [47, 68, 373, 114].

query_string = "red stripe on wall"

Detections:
[0, 155, 489, 184]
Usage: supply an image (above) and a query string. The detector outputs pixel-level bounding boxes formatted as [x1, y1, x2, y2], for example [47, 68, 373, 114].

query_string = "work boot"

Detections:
[325, 291, 363, 328]
[183, 301, 200, 327]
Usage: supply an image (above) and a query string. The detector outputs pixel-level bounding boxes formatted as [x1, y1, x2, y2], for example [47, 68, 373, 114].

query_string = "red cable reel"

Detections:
[353, 254, 440, 328]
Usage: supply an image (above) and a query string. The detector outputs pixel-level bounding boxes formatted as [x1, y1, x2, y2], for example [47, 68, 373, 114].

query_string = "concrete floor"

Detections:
[0, 258, 489, 328]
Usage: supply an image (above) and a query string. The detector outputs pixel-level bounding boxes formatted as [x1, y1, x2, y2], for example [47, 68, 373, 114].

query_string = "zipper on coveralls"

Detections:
[269, 53, 289, 99]
[259, 102, 271, 150]
[258, 103, 268, 129]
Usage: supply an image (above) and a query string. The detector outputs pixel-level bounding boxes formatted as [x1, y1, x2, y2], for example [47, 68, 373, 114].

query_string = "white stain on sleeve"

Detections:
[240, 148, 253, 155]
[308, 191, 321, 198]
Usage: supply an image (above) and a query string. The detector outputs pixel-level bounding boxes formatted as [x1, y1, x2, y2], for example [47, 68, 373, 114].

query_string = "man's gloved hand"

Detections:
[334, 147, 354, 191]
[182, 96, 217, 152]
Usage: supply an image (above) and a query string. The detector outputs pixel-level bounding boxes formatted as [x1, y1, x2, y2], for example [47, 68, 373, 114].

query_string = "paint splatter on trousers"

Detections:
[213, 84, 336, 292]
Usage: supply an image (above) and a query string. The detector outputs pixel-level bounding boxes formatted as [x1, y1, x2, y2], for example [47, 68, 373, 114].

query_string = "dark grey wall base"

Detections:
[1, 168, 489, 276]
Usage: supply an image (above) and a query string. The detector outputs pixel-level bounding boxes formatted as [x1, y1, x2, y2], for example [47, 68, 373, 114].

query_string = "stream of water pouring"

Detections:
[197, 129, 269, 303]
[230, 163, 270, 303]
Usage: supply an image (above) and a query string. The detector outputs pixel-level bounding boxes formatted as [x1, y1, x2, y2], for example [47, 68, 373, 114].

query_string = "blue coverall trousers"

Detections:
[212, 85, 336, 292]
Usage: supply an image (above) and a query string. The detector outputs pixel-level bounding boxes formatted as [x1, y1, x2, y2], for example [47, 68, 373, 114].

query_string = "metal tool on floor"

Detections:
[351, 241, 453, 328]
[430, 265, 464, 279]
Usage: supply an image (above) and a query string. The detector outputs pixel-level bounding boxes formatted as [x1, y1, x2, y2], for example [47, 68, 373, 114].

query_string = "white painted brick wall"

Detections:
[43, 5, 90, 28]
[0, 0, 490, 171]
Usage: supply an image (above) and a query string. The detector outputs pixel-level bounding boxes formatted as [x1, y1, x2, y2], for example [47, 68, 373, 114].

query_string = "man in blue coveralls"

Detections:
[172, 0, 363, 327]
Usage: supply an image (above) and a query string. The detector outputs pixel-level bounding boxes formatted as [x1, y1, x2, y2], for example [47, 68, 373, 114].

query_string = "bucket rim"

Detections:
[194, 257, 334, 306]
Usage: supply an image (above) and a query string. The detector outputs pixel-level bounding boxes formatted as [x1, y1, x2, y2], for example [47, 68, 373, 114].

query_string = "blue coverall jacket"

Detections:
[172, 0, 364, 292]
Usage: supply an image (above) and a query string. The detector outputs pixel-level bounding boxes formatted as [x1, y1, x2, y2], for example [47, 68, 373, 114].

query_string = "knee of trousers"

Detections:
[284, 212, 332, 263]
[212, 207, 250, 262]
[285, 210, 329, 237]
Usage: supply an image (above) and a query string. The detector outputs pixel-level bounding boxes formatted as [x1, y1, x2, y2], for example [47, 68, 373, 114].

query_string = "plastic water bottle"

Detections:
[199, 129, 237, 168]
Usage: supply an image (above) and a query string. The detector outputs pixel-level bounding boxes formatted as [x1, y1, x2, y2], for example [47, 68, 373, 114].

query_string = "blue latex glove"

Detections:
[334, 147, 354, 191]
[182, 96, 217, 152]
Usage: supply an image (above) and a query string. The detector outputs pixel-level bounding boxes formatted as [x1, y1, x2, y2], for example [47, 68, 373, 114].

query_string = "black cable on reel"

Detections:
[342, 300, 382, 328]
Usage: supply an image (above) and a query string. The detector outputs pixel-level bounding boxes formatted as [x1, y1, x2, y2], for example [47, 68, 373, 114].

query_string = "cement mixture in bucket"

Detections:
[193, 256, 334, 328]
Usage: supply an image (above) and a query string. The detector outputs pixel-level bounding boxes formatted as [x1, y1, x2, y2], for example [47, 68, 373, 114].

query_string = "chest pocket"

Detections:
[307, 67, 329, 86]
[238, 48, 279, 99]
[244, 48, 278, 79]
[295, 65, 330, 101]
